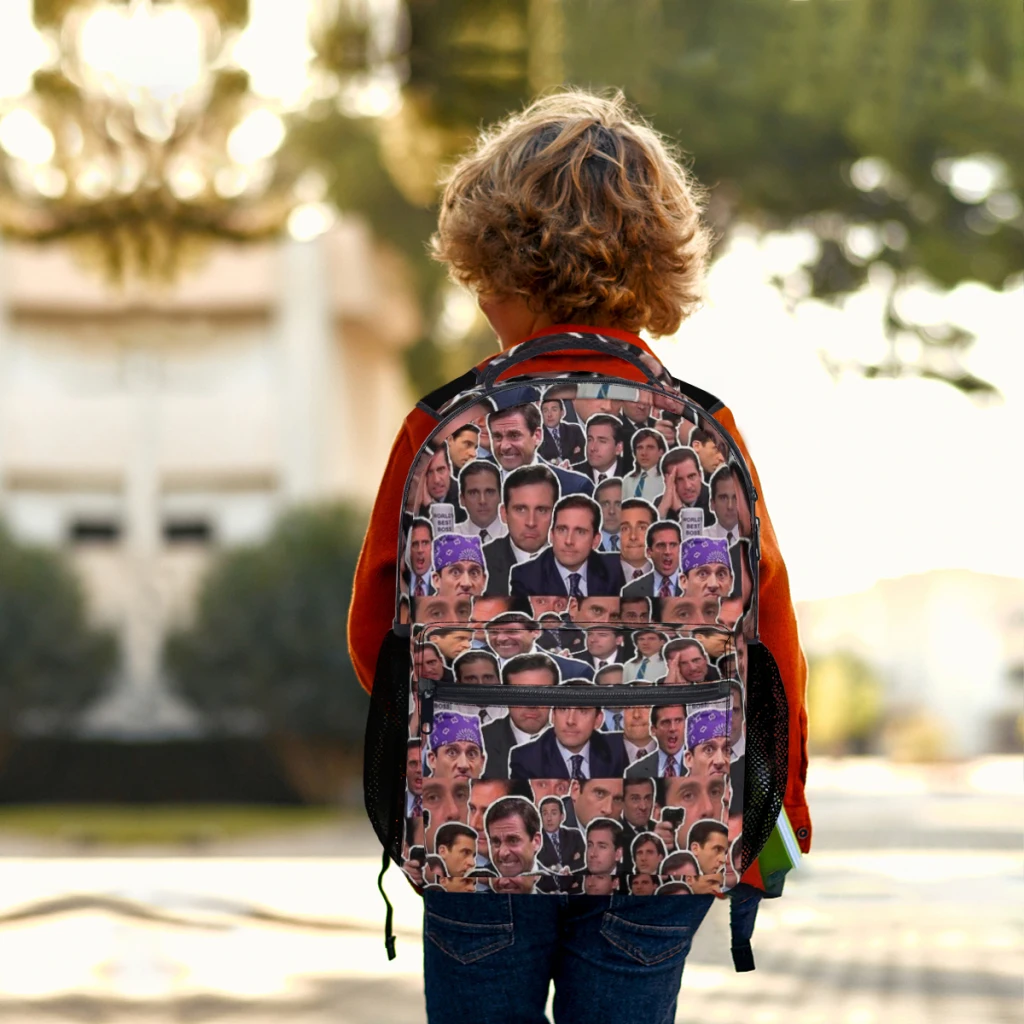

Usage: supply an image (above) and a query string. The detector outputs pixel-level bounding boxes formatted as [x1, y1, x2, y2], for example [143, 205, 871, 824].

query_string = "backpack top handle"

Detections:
[479, 332, 666, 390]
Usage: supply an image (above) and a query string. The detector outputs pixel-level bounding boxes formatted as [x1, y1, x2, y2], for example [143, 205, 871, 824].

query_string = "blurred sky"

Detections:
[655, 228, 1023, 602]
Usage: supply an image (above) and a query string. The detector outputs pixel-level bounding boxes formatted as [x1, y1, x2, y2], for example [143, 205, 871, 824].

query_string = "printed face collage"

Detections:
[398, 352, 755, 897]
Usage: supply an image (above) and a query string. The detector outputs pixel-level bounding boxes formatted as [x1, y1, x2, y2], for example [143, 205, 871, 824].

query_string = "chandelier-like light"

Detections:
[0, 0, 405, 279]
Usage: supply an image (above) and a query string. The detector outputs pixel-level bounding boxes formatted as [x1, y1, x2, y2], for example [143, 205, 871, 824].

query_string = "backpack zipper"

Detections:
[418, 679, 731, 733]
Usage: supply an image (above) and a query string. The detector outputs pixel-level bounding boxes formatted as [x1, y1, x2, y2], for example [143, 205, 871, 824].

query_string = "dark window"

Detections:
[69, 519, 122, 544]
[163, 519, 213, 544]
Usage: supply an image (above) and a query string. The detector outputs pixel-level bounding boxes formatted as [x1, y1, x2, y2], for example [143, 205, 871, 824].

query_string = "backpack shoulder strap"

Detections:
[670, 374, 724, 415]
[416, 367, 481, 420]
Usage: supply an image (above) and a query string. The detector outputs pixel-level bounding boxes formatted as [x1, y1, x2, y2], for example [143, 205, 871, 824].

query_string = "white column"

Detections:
[0, 238, 9, 512]
[277, 235, 334, 504]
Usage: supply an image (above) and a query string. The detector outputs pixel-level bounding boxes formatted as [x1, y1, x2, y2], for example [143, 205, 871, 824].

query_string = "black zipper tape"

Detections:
[418, 678, 731, 732]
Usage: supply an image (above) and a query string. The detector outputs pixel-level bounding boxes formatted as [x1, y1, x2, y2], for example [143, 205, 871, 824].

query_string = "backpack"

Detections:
[363, 331, 791, 968]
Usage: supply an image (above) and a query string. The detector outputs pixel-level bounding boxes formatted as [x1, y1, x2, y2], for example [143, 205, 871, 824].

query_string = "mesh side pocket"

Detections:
[737, 641, 789, 873]
[363, 629, 410, 864]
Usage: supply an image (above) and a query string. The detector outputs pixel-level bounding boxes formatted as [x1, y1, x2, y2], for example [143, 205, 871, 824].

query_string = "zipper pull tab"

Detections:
[419, 677, 436, 735]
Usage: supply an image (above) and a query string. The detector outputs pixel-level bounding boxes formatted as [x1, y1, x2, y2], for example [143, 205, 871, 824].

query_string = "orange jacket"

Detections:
[347, 326, 812, 855]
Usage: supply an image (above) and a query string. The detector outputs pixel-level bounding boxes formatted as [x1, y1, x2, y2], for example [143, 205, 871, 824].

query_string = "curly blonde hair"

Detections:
[431, 89, 711, 337]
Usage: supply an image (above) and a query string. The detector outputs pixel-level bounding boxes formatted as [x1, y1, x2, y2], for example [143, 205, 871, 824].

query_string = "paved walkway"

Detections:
[0, 758, 1020, 1023]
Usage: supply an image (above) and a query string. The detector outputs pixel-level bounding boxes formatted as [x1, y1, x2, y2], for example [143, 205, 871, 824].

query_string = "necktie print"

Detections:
[570, 754, 586, 781]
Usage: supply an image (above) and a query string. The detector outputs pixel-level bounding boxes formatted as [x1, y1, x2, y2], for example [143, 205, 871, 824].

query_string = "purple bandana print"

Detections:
[685, 708, 729, 751]
[681, 537, 730, 574]
[428, 710, 484, 753]
[433, 533, 484, 571]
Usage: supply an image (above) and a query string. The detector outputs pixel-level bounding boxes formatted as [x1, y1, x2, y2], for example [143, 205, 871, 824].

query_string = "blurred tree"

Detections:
[0, 524, 116, 735]
[806, 650, 885, 755]
[301, 0, 1022, 397]
[165, 504, 368, 739]
[164, 504, 369, 801]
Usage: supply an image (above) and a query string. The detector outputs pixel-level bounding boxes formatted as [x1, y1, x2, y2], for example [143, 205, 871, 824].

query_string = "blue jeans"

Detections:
[422, 892, 714, 1024]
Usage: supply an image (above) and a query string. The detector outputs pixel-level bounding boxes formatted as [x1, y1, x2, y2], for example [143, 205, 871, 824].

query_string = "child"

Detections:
[349, 89, 809, 1024]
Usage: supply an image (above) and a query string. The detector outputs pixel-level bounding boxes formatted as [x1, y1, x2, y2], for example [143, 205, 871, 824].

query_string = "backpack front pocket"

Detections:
[408, 620, 745, 896]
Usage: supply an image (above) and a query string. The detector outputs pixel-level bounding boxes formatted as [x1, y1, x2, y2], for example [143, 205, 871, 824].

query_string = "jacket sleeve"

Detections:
[347, 423, 417, 694]
[713, 405, 812, 854]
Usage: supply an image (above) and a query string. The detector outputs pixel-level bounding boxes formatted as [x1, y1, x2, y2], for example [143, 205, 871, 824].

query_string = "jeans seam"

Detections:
[425, 930, 515, 965]
[600, 928, 687, 966]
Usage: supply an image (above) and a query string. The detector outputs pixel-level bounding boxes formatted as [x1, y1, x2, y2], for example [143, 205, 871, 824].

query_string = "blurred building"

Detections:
[796, 570, 1024, 757]
[0, 222, 419, 736]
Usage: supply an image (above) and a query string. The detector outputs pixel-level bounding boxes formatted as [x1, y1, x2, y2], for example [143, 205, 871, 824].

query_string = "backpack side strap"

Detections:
[728, 883, 763, 972]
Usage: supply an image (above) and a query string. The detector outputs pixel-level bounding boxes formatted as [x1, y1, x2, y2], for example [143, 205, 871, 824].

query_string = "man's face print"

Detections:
[489, 411, 540, 470]
[693, 437, 725, 476]
[663, 776, 728, 827]
[633, 433, 663, 471]
[414, 595, 472, 624]
[660, 594, 720, 626]
[425, 448, 451, 502]
[630, 873, 657, 895]
[585, 628, 619, 659]
[462, 471, 500, 527]
[649, 529, 680, 577]
[455, 657, 499, 687]
[409, 526, 432, 575]
[541, 400, 563, 428]
[530, 595, 569, 617]
[406, 747, 423, 793]
[622, 705, 653, 744]
[585, 422, 621, 472]
[434, 559, 486, 597]
[551, 507, 599, 572]
[569, 597, 620, 622]
[586, 828, 621, 873]
[448, 430, 479, 471]
[622, 394, 652, 423]
[440, 834, 477, 878]
[423, 777, 471, 851]
[597, 484, 622, 534]
[635, 632, 664, 657]
[685, 736, 732, 779]
[551, 705, 602, 753]
[488, 815, 541, 877]
[684, 561, 733, 598]
[633, 840, 662, 875]
[710, 476, 740, 532]
[413, 646, 444, 681]
[468, 781, 511, 857]
[673, 456, 703, 505]
[541, 802, 563, 831]
[678, 644, 709, 682]
[653, 706, 686, 757]
[692, 830, 729, 875]
[571, 778, 623, 827]
[429, 740, 485, 780]
[623, 782, 654, 828]
[619, 508, 655, 565]
[487, 621, 539, 660]
[502, 482, 555, 553]
[620, 598, 650, 623]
